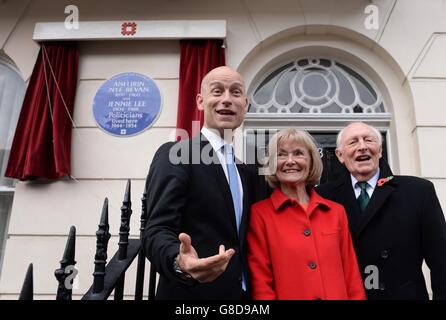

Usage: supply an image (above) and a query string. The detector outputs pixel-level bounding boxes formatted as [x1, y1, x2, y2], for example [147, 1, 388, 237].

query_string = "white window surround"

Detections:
[239, 121, 394, 174]
[242, 56, 392, 155]
[237, 52, 395, 172]
[33, 20, 226, 41]
[235, 27, 425, 177]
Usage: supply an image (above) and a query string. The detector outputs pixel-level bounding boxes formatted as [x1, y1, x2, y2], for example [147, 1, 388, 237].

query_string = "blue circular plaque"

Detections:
[93, 72, 161, 136]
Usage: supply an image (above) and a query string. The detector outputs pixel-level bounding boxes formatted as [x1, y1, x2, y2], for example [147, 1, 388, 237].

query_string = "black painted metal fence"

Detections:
[17, 178, 157, 300]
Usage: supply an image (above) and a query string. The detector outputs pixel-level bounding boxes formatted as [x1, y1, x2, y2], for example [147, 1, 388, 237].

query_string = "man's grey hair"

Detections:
[336, 122, 383, 149]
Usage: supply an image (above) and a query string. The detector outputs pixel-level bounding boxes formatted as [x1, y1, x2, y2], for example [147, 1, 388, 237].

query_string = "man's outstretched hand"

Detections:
[176, 233, 235, 283]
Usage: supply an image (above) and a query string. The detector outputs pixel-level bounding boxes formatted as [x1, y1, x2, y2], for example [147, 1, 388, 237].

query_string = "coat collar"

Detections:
[271, 187, 331, 216]
[354, 162, 397, 238]
[333, 158, 397, 240]
[334, 158, 394, 188]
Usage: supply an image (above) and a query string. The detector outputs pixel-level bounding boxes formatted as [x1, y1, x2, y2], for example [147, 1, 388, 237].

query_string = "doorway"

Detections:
[245, 129, 388, 184]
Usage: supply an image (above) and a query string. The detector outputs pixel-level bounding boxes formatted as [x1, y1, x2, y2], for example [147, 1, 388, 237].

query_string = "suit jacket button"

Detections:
[381, 250, 389, 259]
[304, 229, 311, 236]
[309, 262, 317, 269]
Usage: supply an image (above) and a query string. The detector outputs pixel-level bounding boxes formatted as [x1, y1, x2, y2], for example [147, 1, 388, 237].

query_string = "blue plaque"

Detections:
[93, 72, 162, 136]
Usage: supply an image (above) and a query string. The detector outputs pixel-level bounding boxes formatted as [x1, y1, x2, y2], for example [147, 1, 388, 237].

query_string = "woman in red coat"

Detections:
[247, 129, 366, 300]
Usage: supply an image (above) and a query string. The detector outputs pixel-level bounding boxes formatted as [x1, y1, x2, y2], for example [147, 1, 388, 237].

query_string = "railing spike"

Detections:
[124, 179, 131, 204]
[135, 174, 150, 300]
[118, 180, 132, 261]
[144, 173, 150, 195]
[93, 198, 111, 294]
[100, 197, 109, 227]
[19, 263, 33, 300]
[65, 226, 76, 262]
[115, 180, 133, 300]
[141, 174, 149, 233]
[55, 226, 77, 300]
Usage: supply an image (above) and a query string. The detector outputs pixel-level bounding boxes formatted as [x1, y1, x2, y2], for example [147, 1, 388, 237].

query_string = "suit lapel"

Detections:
[326, 159, 396, 241]
[355, 177, 396, 239]
[333, 179, 363, 238]
[349, 160, 395, 240]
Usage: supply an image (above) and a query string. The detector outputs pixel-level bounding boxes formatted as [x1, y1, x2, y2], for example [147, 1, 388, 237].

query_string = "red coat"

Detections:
[247, 188, 366, 300]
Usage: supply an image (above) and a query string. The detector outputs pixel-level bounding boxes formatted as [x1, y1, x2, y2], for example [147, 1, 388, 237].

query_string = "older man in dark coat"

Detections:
[316, 122, 446, 300]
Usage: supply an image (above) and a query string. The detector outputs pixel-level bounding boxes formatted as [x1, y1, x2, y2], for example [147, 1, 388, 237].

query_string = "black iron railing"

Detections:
[18, 178, 157, 300]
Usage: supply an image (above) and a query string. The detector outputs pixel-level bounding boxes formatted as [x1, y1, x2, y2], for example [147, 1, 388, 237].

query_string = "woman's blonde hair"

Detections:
[264, 129, 323, 188]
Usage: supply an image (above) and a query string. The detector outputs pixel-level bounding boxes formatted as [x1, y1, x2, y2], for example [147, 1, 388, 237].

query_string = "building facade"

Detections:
[1, 0, 446, 299]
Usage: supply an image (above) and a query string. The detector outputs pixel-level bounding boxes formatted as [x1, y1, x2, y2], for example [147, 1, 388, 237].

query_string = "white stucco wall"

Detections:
[1, 0, 446, 299]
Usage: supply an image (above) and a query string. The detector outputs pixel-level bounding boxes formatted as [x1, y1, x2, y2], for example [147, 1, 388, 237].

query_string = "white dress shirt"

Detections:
[201, 127, 244, 212]
[351, 169, 380, 199]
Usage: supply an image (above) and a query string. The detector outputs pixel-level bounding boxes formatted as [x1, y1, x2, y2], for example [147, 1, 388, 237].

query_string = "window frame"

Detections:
[240, 56, 393, 169]
[0, 52, 25, 277]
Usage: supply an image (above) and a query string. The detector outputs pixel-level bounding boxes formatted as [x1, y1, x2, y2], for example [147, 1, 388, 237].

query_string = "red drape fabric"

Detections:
[5, 42, 79, 180]
[176, 39, 225, 139]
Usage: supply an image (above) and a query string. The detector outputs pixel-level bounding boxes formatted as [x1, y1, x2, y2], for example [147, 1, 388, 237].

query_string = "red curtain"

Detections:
[5, 42, 79, 180]
[176, 39, 225, 139]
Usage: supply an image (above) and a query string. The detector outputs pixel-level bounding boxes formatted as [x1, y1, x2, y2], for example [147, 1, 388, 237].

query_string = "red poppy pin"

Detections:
[377, 176, 393, 187]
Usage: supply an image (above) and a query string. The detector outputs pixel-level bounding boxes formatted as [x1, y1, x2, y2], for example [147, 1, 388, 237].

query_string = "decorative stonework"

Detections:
[121, 22, 137, 36]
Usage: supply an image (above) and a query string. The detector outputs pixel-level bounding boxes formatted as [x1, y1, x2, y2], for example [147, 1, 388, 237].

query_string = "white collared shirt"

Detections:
[201, 127, 244, 211]
[351, 169, 380, 199]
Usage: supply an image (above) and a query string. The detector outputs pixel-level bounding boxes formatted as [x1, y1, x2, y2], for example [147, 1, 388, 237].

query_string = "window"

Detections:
[245, 128, 388, 184]
[249, 58, 385, 114]
[0, 51, 26, 273]
[244, 57, 390, 183]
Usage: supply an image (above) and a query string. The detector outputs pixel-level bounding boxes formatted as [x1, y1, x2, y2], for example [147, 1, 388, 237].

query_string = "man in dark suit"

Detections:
[316, 122, 446, 299]
[143, 66, 257, 299]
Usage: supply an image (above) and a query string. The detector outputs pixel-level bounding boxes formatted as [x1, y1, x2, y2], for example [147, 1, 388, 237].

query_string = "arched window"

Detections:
[243, 58, 390, 184]
[249, 58, 385, 114]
